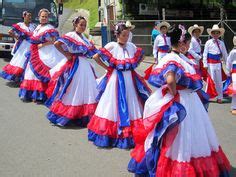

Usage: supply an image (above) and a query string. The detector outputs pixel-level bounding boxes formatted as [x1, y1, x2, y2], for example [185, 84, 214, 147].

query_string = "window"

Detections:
[4, 0, 24, 3]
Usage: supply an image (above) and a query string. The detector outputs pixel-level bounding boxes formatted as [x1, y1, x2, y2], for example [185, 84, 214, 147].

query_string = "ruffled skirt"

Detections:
[46, 57, 98, 126]
[128, 88, 231, 176]
[88, 70, 145, 149]
[19, 44, 66, 102]
[0, 40, 30, 81]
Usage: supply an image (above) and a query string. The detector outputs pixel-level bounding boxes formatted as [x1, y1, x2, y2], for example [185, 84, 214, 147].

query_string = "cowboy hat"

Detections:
[125, 20, 135, 30]
[188, 24, 204, 36]
[207, 24, 225, 37]
[233, 36, 236, 46]
[156, 21, 170, 31]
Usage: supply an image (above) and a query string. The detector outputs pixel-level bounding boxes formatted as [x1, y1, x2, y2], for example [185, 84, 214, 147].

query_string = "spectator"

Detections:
[151, 20, 161, 45]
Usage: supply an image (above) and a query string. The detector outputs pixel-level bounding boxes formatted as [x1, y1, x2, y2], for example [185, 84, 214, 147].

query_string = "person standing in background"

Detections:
[19, 9, 63, 103]
[0, 11, 36, 82]
[125, 20, 135, 42]
[203, 24, 228, 104]
[187, 24, 204, 72]
[88, 22, 151, 149]
[46, 16, 99, 127]
[151, 20, 160, 45]
[128, 24, 231, 177]
[225, 36, 236, 114]
[153, 21, 171, 63]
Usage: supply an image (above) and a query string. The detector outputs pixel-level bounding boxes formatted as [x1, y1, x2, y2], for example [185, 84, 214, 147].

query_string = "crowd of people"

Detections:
[0, 8, 234, 177]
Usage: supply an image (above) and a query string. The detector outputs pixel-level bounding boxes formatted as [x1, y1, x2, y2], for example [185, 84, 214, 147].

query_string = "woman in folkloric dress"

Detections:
[128, 25, 230, 177]
[19, 9, 65, 102]
[0, 11, 36, 82]
[87, 22, 151, 149]
[45, 16, 99, 127]
[225, 36, 236, 115]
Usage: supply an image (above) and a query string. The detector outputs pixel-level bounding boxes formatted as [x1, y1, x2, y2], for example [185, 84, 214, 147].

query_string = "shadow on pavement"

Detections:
[5, 81, 20, 88]
[230, 166, 236, 176]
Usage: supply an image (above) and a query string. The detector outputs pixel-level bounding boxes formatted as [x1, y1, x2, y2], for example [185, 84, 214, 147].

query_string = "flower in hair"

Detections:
[179, 24, 186, 42]
[22, 11, 28, 18]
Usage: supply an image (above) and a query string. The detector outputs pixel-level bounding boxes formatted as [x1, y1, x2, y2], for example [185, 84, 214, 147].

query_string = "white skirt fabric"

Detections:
[145, 89, 220, 160]
[95, 70, 143, 120]
[10, 40, 31, 68]
[38, 45, 65, 68]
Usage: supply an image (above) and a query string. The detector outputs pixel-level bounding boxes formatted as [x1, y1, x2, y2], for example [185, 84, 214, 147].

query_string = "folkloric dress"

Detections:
[87, 42, 151, 149]
[19, 24, 64, 102]
[225, 48, 236, 110]
[0, 22, 36, 81]
[128, 52, 230, 177]
[45, 31, 99, 126]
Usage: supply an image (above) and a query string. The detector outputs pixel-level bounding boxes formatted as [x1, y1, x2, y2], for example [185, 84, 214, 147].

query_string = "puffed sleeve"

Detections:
[148, 60, 202, 91]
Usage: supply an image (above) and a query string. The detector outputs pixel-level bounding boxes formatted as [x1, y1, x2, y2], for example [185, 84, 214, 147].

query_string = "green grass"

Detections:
[64, 0, 98, 29]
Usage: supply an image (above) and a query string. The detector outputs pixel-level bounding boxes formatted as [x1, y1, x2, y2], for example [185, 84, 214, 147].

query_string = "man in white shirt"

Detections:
[153, 21, 171, 63]
[187, 24, 204, 68]
[203, 24, 228, 103]
[125, 20, 135, 42]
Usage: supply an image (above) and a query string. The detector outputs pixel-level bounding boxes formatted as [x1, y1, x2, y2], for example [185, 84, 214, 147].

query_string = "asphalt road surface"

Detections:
[0, 55, 235, 177]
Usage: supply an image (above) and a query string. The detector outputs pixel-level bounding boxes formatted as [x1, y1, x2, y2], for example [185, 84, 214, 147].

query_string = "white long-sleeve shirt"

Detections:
[203, 38, 228, 67]
[226, 48, 236, 74]
[153, 34, 171, 58]
[188, 36, 202, 61]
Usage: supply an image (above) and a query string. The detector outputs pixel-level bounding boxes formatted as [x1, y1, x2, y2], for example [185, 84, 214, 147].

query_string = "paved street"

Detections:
[0, 56, 235, 177]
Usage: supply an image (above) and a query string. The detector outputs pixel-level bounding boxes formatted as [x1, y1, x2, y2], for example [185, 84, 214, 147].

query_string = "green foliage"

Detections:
[64, 0, 98, 29]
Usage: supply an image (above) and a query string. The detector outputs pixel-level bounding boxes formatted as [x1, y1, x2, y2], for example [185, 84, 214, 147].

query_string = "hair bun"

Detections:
[167, 25, 182, 45]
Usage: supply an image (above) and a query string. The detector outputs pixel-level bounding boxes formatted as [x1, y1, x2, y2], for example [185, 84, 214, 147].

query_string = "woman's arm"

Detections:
[54, 41, 72, 60]
[166, 71, 177, 96]
[8, 29, 18, 40]
[38, 36, 56, 49]
[93, 53, 109, 70]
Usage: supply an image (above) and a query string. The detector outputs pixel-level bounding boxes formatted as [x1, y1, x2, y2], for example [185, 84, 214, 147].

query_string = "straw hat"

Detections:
[207, 24, 225, 37]
[188, 24, 204, 36]
[125, 20, 135, 30]
[156, 21, 170, 31]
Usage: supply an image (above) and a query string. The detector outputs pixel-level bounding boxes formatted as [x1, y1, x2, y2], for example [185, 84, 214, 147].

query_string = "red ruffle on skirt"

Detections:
[2, 64, 24, 76]
[156, 146, 231, 177]
[45, 60, 73, 98]
[20, 80, 48, 91]
[50, 100, 97, 119]
[88, 115, 144, 138]
[30, 44, 51, 79]
[225, 84, 236, 95]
